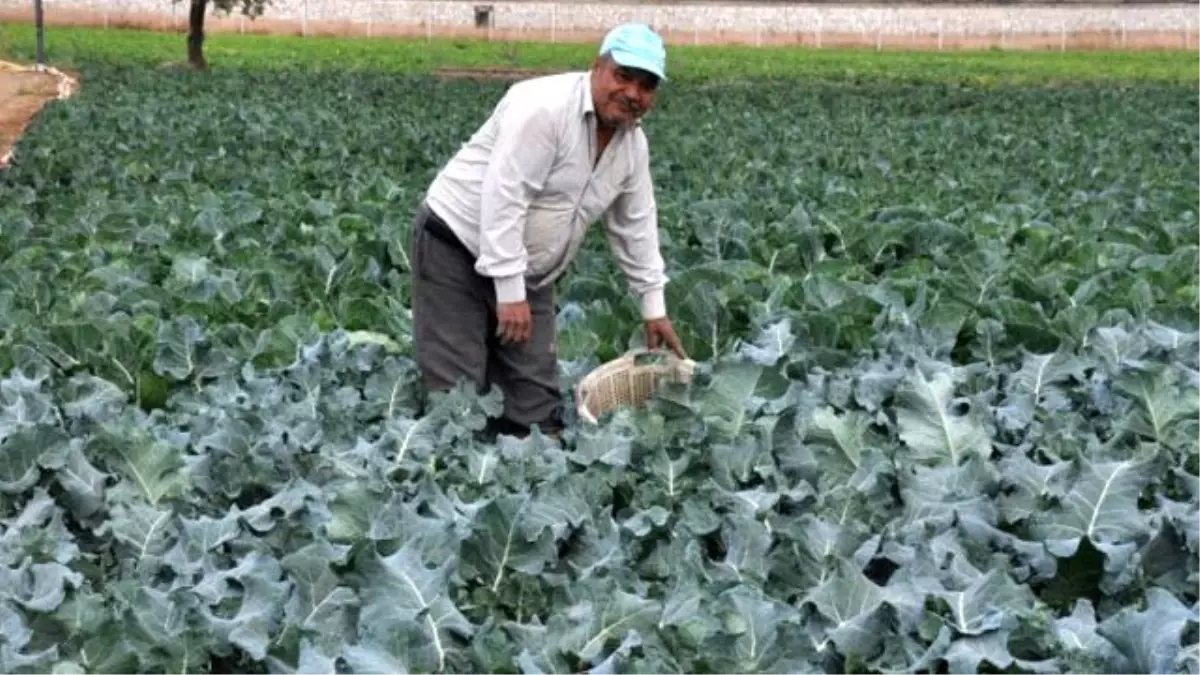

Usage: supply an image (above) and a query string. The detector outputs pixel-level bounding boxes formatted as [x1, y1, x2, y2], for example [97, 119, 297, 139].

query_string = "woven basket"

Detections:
[575, 349, 697, 425]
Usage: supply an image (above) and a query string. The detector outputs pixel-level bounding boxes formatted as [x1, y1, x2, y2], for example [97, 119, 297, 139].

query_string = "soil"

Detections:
[0, 62, 71, 167]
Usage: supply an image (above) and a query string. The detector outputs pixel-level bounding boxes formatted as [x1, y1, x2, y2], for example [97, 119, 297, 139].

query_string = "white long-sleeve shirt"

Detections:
[423, 70, 669, 320]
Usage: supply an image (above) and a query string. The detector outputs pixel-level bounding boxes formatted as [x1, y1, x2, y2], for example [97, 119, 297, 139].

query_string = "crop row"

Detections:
[0, 62, 1196, 674]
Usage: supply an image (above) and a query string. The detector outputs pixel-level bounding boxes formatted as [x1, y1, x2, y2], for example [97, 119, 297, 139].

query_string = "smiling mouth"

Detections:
[611, 96, 636, 113]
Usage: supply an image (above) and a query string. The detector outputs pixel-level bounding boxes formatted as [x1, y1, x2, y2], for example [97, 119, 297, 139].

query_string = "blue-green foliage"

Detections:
[0, 64, 1196, 674]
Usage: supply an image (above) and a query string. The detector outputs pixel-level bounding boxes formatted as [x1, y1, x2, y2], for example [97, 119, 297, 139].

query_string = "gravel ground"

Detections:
[5, 0, 1196, 37]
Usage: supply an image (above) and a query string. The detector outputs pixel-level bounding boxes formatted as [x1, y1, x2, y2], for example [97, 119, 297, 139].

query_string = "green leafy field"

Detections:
[2, 23, 1199, 84]
[0, 55, 1197, 674]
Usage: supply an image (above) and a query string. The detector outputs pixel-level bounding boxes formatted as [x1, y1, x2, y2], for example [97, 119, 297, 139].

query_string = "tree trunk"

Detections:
[187, 0, 209, 70]
[34, 0, 45, 66]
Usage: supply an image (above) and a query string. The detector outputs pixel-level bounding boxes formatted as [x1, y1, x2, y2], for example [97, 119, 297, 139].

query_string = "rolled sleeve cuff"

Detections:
[640, 289, 666, 320]
[493, 274, 526, 304]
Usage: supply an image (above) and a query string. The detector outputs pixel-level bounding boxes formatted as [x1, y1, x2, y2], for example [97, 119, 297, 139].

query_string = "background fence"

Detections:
[0, 0, 1196, 49]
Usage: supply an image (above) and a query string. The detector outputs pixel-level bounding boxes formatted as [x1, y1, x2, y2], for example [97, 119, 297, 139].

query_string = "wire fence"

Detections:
[0, 0, 1196, 50]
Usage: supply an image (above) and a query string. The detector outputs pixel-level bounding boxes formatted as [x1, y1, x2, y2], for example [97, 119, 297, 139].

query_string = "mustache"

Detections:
[615, 97, 643, 114]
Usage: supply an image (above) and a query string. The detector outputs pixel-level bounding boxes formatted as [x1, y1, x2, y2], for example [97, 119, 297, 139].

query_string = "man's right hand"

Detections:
[496, 301, 533, 345]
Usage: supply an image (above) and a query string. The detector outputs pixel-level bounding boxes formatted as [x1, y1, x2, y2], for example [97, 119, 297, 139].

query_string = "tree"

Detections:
[176, 0, 272, 70]
[34, 0, 45, 65]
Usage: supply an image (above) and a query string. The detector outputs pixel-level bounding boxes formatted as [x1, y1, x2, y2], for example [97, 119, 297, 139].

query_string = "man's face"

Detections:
[591, 56, 659, 129]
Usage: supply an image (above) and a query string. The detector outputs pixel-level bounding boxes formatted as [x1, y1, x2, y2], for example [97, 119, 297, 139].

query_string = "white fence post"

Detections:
[937, 18, 944, 50]
[551, 3, 557, 42]
[302, 0, 309, 36]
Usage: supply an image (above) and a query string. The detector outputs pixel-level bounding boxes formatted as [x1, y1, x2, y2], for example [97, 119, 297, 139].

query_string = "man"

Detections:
[410, 22, 686, 439]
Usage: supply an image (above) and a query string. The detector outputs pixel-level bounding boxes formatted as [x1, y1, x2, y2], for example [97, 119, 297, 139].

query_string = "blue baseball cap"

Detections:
[599, 23, 668, 81]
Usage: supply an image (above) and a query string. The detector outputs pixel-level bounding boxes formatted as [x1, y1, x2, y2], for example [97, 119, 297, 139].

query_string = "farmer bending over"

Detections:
[410, 22, 686, 439]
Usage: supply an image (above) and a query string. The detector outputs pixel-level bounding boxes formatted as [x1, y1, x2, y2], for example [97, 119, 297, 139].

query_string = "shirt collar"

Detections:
[579, 71, 596, 119]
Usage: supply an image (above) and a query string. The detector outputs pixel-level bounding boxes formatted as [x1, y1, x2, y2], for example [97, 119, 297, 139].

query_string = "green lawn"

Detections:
[1, 22, 1197, 85]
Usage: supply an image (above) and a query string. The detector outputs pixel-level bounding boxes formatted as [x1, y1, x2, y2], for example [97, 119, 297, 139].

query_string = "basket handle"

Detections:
[625, 347, 683, 360]
[575, 348, 648, 405]
[575, 348, 691, 401]
[628, 347, 698, 370]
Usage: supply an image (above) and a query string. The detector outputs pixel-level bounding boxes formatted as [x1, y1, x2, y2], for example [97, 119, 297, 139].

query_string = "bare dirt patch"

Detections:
[0, 62, 71, 167]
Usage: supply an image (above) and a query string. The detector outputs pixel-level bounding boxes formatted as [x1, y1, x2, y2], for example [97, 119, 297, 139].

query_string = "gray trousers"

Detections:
[410, 202, 563, 435]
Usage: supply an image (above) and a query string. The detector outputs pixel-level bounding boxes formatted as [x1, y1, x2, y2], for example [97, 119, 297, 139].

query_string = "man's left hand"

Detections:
[645, 317, 687, 359]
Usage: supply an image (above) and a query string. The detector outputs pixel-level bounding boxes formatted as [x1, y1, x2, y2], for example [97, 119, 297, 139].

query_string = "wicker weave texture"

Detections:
[576, 349, 696, 424]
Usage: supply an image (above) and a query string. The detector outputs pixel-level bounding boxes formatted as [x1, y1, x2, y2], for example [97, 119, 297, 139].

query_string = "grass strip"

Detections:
[1, 22, 1196, 85]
